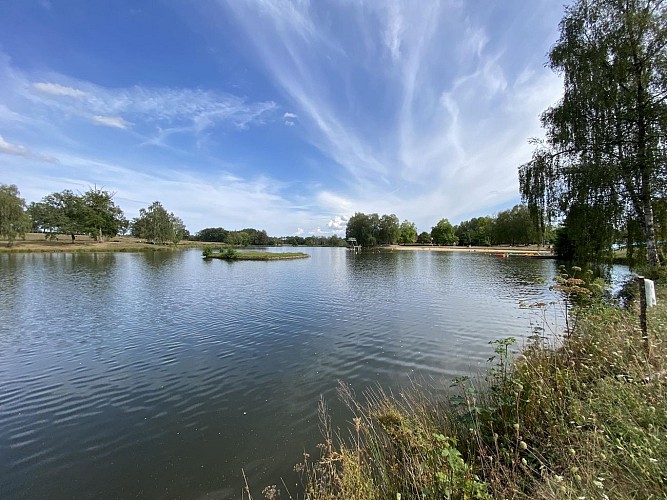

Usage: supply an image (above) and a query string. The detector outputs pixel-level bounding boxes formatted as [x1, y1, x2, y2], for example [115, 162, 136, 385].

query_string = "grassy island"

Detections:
[295, 272, 667, 499]
[202, 247, 309, 261]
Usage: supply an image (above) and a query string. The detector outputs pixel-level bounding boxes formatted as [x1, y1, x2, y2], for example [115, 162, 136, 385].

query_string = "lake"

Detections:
[0, 247, 579, 498]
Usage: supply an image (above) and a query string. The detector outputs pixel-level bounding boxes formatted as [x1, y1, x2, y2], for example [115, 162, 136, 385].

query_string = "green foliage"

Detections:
[299, 388, 489, 500]
[204, 249, 309, 261]
[431, 218, 457, 245]
[195, 227, 229, 242]
[417, 231, 432, 244]
[347, 212, 402, 246]
[378, 214, 401, 245]
[455, 216, 493, 246]
[27, 190, 81, 237]
[398, 219, 418, 244]
[346, 212, 378, 247]
[222, 247, 238, 260]
[0, 184, 31, 246]
[80, 187, 127, 240]
[240, 228, 271, 245]
[491, 205, 539, 246]
[131, 201, 186, 245]
[202, 245, 213, 257]
[225, 231, 250, 246]
[552, 226, 575, 261]
[559, 203, 618, 263]
[27, 188, 126, 241]
[345, 213, 403, 246]
[453, 206, 544, 247]
[520, 0, 667, 266]
[194, 227, 276, 246]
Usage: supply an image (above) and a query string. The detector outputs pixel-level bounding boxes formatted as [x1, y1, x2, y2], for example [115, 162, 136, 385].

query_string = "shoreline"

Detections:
[2, 234, 554, 256]
[386, 244, 553, 255]
[0, 233, 213, 254]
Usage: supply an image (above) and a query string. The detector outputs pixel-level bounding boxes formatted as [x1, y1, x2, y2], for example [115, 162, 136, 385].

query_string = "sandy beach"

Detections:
[387, 244, 553, 255]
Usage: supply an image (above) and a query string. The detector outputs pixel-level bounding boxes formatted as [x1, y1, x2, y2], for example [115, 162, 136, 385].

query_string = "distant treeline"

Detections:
[191, 227, 348, 247]
[345, 204, 550, 248]
[2, 182, 549, 250]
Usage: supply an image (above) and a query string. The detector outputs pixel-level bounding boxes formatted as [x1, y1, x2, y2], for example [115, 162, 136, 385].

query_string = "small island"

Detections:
[202, 247, 309, 261]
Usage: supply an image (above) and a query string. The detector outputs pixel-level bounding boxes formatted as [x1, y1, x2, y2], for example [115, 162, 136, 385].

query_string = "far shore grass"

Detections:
[0, 233, 211, 253]
[204, 250, 310, 261]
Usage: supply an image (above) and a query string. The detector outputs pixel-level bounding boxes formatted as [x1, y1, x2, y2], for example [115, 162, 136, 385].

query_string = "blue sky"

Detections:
[0, 0, 565, 236]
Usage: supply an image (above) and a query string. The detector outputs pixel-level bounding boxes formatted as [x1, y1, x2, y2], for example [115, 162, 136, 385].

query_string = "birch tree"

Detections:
[520, 0, 667, 265]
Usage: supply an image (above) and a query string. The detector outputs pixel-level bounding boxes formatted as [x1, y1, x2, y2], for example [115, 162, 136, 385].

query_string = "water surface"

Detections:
[1, 248, 562, 498]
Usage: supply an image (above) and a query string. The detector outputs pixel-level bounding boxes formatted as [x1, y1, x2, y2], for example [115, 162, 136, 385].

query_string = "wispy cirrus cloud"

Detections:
[0, 2, 567, 236]
[0, 54, 278, 152]
[91, 115, 130, 129]
[33, 82, 86, 98]
[27, 78, 278, 135]
[207, 0, 563, 229]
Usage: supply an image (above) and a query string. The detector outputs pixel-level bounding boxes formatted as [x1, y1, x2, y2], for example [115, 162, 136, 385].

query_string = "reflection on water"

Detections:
[0, 248, 586, 498]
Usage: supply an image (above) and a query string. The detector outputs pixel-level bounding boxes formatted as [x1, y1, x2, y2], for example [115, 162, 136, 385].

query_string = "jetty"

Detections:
[347, 237, 362, 253]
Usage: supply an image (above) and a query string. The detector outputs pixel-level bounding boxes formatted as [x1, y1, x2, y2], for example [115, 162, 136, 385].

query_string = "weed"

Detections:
[291, 273, 667, 499]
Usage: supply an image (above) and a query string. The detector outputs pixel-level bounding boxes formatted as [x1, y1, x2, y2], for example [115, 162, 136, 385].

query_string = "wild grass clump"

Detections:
[297, 390, 488, 499]
[295, 272, 667, 499]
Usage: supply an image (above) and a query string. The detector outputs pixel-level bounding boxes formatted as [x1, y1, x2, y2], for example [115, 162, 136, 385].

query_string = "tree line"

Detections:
[345, 204, 546, 247]
[0, 183, 188, 246]
[191, 227, 348, 247]
[1, 182, 547, 249]
[0, 182, 351, 248]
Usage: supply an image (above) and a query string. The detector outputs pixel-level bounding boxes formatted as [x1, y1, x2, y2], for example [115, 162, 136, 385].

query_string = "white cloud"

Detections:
[383, 1, 405, 61]
[11, 71, 278, 146]
[0, 135, 28, 156]
[0, 135, 57, 163]
[91, 115, 130, 129]
[33, 82, 86, 98]
[283, 111, 297, 126]
[3, 149, 301, 233]
[326, 215, 348, 231]
[208, 0, 563, 231]
[316, 191, 355, 216]
[0, 2, 567, 235]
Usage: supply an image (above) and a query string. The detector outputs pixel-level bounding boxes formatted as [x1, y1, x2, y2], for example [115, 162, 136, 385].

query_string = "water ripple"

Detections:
[0, 248, 576, 499]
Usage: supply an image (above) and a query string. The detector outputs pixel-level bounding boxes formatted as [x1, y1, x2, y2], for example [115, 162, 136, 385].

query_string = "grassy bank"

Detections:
[0, 233, 208, 253]
[294, 277, 667, 499]
[203, 248, 310, 261]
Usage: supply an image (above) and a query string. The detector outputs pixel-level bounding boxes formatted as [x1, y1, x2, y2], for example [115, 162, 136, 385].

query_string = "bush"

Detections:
[222, 248, 238, 260]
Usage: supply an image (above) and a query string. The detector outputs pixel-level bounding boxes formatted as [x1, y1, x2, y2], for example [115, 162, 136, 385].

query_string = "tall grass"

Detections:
[292, 272, 667, 499]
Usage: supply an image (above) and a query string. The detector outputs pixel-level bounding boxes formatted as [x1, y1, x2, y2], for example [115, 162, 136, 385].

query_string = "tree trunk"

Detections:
[643, 195, 660, 266]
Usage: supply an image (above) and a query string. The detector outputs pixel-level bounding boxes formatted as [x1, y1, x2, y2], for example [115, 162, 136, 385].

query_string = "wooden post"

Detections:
[637, 275, 649, 357]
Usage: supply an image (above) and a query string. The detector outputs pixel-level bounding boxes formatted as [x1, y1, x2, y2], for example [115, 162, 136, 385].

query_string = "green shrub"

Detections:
[222, 247, 238, 260]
